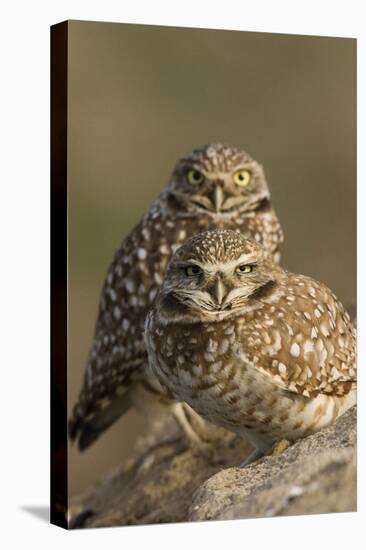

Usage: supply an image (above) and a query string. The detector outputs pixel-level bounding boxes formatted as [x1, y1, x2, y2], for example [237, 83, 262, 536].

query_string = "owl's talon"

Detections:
[269, 438, 291, 456]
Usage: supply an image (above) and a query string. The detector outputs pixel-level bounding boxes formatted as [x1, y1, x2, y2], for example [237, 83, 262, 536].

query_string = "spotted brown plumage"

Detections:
[146, 230, 356, 458]
[69, 144, 284, 450]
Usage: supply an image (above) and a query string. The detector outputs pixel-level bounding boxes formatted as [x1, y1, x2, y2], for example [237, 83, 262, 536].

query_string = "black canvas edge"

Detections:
[50, 20, 68, 529]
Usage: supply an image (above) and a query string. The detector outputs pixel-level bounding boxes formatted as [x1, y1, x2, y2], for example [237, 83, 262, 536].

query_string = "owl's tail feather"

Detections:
[69, 393, 132, 451]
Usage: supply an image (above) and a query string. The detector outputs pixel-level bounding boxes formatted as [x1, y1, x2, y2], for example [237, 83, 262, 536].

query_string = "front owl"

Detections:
[145, 229, 356, 465]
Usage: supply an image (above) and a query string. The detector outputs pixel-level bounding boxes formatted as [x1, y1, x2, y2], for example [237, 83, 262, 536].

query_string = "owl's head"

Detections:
[166, 143, 271, 214]
[158, 229, 281, 321]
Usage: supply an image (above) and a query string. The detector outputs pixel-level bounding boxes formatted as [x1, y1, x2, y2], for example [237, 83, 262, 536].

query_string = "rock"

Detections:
[70, 405, 356, 528]
[189, 406, 356, 521]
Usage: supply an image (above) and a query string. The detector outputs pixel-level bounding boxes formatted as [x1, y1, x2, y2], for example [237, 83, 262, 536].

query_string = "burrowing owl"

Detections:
[69, 144, 283, 450]
[146, 229, 356, 464]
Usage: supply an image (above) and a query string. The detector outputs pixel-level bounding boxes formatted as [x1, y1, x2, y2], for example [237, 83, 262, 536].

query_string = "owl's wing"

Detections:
[242, 275, 356, 398]
[69, 204, 171, 449]
[263, 206, 284, 263]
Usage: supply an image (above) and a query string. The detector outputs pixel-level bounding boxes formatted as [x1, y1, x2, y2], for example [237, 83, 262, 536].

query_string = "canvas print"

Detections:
[50, 20, 356, 529]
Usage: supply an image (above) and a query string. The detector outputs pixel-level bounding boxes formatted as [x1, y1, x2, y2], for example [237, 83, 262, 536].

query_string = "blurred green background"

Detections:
[67, 21, 356, 497]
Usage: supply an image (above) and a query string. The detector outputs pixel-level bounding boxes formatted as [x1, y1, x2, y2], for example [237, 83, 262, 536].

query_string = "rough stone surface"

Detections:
[69, 406, 356, 528]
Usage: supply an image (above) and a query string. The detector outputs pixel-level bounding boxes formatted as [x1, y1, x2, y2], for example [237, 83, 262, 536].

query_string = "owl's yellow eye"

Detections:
[187, 169, 204, 185]
[233, 169, 251, 188]
[235, 264, 254, 274]
[185, 265, 201, 276]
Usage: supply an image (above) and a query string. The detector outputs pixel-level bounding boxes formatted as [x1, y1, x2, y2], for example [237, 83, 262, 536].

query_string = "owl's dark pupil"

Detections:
[186, 265, 200, 275]
[193, 171, 200, 179]
[238, 173, 244, 180]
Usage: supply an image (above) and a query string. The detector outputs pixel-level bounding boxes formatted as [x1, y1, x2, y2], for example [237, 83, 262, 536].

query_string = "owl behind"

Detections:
[69, 144, 284, 450]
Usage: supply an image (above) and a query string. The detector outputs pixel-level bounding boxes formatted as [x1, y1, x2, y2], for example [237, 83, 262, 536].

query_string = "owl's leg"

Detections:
[173, 404, 242, 465]
[171, 402, 209, 452]
[237, 429, 273, 468]
[239, 448, 264, 468]
[172, 404, 227, 465]
[182, 403, 208, 430]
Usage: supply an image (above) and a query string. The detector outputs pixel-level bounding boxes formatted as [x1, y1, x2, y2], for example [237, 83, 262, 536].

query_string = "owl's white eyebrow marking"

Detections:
[193, 253, 259, 273]
[188, 161, 258, 176]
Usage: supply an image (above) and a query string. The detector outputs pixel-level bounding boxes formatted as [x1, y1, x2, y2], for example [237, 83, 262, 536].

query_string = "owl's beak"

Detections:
[213, 185, 225, 212]
[213, 278, 228, 306]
